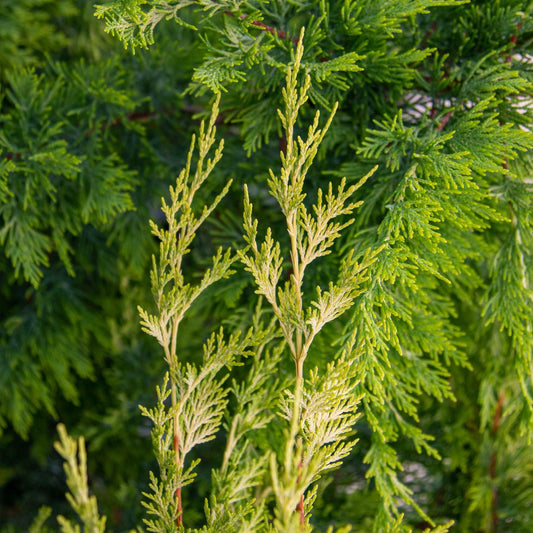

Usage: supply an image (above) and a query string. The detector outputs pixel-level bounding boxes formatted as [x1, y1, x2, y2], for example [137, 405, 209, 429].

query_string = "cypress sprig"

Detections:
[239, 31, 381, 532]
[53, 424, 107, 533]
[137, 95, 243, 528]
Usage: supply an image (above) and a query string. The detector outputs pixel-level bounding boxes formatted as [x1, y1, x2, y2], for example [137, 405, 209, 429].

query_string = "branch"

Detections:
[223, 11, 299, 43]
[505, 22, 522, 63]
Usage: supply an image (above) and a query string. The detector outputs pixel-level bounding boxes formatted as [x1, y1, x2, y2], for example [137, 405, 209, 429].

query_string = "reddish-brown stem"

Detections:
[175, 487, 183, 528]
[491, 486, 499, 533]
[436, 110, 452, 131]
[506, 22, 522, 63]
[420, 21, 437, 49]
[297, 491, 305, 528]
[279, 134, 287, 156]
[491, 390, 505, 436]
[223, 11, 299, 43]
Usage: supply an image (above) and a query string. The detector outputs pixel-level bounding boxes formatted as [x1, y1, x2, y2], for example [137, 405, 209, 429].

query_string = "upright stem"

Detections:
[288, 208, 304, 363]
[292, 359, 305, 530]
[221, 416, 238, 475]
[288, 207, 306, 530]
[171, 382, 183, 528]
[286, 365, 304, 470]
[297, 490, 305, 529]
[170, 317, 183, 528]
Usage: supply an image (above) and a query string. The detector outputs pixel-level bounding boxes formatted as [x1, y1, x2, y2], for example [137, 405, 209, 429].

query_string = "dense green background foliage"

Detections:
[1, 0, 532, 531]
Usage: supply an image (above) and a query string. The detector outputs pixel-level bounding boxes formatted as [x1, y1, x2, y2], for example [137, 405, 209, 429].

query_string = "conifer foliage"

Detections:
[1, 1, 533, 532]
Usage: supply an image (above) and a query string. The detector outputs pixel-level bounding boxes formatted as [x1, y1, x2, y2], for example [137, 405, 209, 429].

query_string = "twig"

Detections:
[436, 110, 452, 131]
[420, 21, 437, 49]
[506, 22, 522, 63]
[173, 423, 183, 528]
[223, 11, 299, 43]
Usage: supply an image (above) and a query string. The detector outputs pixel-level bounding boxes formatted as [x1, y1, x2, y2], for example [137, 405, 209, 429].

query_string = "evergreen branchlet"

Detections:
[53, 424, 106, 533]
